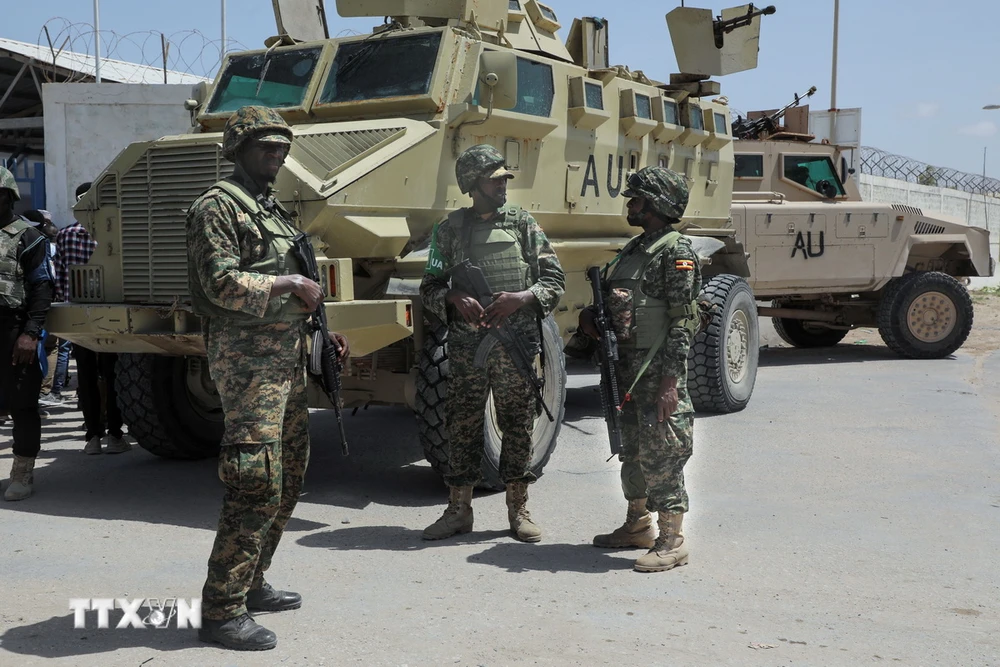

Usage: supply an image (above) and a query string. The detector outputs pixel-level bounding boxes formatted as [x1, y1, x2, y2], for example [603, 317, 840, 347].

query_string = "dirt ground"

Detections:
[839, 290, 1000, 355]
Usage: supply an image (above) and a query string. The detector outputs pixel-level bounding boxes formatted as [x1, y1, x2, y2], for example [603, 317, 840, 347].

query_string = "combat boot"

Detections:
[4, 455, 35, 501]
[634, 512, 688, 572]
[422, 485, 474, 540]
[198, 613, 277, 651]
[506, 481, 541, 542]
[247, 582, 302, 612]
[592, 498, 656, 549]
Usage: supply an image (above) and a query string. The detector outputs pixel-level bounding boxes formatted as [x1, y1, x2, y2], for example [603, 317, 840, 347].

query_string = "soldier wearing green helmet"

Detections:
[420, 144, 565, 543]
[579, 165, 701, 573]
[187, 106, 350, 651]
[0, 166, 55, 502]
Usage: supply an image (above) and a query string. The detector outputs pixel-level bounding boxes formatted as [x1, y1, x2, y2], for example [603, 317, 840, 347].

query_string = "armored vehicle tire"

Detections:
[772, 316, 849, 348]
[688, 275, 759, 413]
[414, 317, 567, 491]
[876, 272, 973, 359]
[116, 354, 224, 459]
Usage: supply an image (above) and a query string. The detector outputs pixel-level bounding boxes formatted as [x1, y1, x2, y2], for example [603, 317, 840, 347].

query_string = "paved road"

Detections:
[1, 344, 998, 666]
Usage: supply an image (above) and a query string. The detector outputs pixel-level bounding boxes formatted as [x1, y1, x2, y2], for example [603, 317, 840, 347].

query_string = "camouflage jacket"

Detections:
[611, 227, 701, 391]
[420, 206, 565, 344]
[186, 168, 306, 371]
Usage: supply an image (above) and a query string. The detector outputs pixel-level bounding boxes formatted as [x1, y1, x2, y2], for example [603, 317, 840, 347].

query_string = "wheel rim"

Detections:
[183, 357, 223, 421]
[906, 291, 957, 343]
[726, 309, 750, 383]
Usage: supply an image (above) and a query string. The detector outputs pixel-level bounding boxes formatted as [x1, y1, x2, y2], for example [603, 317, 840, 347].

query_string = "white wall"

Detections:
[858, 173, 1000, 287]
[42, 83, 196, 227]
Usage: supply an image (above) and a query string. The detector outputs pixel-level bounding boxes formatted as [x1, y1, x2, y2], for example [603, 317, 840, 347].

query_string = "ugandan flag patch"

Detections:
[675, 259, 695, 271]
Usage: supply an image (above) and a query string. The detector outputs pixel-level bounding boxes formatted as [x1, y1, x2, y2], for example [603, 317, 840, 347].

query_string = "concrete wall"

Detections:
[858, 173, 1000, 287]
[42, 83, 196, 227]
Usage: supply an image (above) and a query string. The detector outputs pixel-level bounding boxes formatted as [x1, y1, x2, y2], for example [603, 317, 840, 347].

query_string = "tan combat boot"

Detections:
[634, 512, 688, 572]
[506, 482, 541, 542]
[4, 454, 36, 501]
[593, 498, 656, 549]
[422, 485, 474, 540]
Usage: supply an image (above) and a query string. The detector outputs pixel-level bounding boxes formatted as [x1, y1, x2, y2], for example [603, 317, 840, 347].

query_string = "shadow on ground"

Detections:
[0, 404, 445, 530]
[0, 612, 202, 661]
[297, 525, 636, 573]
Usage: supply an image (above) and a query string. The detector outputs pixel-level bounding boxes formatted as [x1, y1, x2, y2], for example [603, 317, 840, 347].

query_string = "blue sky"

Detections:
[5, 1, 998, 175]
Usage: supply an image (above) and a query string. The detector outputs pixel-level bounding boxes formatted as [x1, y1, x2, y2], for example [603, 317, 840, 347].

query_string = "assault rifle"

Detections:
[290, 233, 349, 456]
[586, 266, 623, 458]
[450, 259, 555, 422]
[731, 85, 817, 140]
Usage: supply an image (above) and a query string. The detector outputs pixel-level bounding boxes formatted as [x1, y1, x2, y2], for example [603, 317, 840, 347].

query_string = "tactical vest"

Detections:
[606, 230, 698, 350]
[189, 180, 309, 324]
[450, 206, 531, 296]
[0, 219, 35, 310]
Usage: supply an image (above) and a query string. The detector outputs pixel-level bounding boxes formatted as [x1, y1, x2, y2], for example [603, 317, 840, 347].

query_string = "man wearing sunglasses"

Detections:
[187, 105, 349, 651]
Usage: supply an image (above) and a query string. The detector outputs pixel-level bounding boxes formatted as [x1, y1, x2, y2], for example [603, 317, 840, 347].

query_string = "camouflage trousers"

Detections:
[201, 366, 310, 621]
[616, 354, 694, 514]
[444, 336, 536, 488]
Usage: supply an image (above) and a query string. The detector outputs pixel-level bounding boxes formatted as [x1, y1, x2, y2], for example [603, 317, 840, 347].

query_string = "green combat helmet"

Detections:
[622, 166, 689, 222]
[221, 105, 293, 161]
[0, 166, 20, 201]
[455, 144, 514, 194]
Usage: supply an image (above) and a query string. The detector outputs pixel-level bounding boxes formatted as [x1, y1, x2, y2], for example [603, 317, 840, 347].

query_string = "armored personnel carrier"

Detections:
[731, 91, 992, 357]
[48, 1, 769, 487]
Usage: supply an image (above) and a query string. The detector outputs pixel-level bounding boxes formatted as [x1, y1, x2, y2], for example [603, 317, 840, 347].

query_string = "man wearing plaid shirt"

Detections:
[56, 182, 129, 455]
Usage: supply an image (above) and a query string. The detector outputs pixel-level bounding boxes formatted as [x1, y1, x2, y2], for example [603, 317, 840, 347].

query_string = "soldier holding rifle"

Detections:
[579, 166, 701, 573]
[420, 144, 565, 543]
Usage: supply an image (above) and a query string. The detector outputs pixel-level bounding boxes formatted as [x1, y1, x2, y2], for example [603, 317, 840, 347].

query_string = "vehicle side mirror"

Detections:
[479, 51, 518, 110]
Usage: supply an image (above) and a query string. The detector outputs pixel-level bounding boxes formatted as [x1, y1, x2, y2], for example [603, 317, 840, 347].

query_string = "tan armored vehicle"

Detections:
[731, 93, 992, 357]
[48, 1, 770, 486]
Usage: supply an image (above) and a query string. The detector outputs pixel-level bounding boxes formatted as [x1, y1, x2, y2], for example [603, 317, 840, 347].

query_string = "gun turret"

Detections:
[713, 4, 776, 47]
[732, 85, 817, 140]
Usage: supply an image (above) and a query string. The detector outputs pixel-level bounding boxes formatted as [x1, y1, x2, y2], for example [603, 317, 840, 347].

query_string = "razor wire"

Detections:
[33, 18, 251, 82]
[860, 146, 1000, 197]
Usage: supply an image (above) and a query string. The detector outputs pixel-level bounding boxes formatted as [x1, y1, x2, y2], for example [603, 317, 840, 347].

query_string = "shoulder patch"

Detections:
[675, 258, 696, 271]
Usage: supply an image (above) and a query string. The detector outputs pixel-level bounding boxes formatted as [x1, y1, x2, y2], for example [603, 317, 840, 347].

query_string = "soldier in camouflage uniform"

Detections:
[0, 167, 55, 501]
[421, 144, 565, 543]
[579, 166, 701, 572]
[187, 106, 349, 651]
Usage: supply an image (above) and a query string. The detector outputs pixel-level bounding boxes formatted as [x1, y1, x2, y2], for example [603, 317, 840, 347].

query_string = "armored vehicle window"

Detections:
[663, 100, 679, 125]
[321, 32, 442, 104]
[735, 154, 763, 178]
[511, 57, 554, 117]
[539, 4, 558, 22]
[509, 0, 521, 9]
[686, 104, 704, 130]
[207, 48, 322, 113]
[585, 82, 604, 110]
[636, 94, 652, 119]
[783, 155, 846, 196]
[714, 112, 729, 134]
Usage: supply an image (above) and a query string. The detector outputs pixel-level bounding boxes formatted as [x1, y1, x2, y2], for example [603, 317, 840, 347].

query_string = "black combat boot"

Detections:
[198, 613, 277, 651]
[246, 582, 303, 611]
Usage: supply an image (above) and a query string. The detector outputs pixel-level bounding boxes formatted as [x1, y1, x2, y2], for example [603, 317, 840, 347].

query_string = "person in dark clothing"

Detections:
[0, 167, 55, 501]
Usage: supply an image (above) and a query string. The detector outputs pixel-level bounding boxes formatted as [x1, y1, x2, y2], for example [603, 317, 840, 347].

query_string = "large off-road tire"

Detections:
[115, 354, 224, 459]
[772, 315, 849, 348]
[688, 275, 759, 413]
[414, 317, 567, 491]
[876, 272, 973, 359]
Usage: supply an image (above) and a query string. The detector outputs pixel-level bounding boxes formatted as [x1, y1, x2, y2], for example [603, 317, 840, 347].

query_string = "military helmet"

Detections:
[622, 166, 689, 221]
[455, 144, 514, 194]
[221, 105, 293, 161]
[0, 166, 20, 202]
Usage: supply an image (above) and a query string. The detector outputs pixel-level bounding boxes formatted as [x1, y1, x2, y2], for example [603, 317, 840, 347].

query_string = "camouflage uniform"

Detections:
[606, 167, 700, 514]
[188, 106, 310, 621]
[420, 147, 565, 488]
